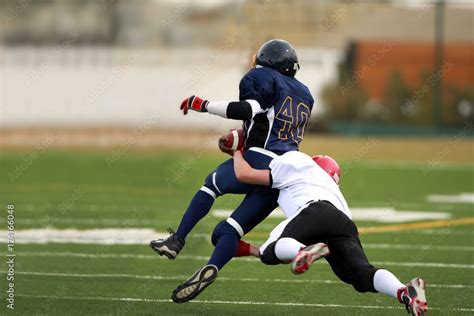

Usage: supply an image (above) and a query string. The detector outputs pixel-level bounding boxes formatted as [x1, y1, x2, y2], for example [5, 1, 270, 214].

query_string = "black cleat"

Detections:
[149, 228, 185, 260]
[172, 264, 218, 303]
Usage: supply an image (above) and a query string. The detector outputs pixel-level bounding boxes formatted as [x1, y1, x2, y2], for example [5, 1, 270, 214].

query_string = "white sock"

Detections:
[373, 269, 405, 299]
[274, 237, 305, 261]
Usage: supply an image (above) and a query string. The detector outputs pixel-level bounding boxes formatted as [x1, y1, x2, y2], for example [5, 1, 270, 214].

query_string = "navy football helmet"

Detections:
[255, 39, 300, 77]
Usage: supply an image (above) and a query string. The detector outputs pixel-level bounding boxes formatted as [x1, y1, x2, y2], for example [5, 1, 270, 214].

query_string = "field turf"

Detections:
[0, 149, 473, 315]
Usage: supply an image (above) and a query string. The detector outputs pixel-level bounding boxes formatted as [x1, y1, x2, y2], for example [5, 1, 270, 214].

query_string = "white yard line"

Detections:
[356, 160, 474, 170]
[0, 228, 164, 245]
[372, 261, 474, 269]
[0, 218, 160, 226]
[14, 294, 474, 312]
[214, 208, 451, 223]
[2, 271, 473, 289]
[362, 243, 474, 252]
[9, 250, 474, 269]
[351, 201, 471, 210]
[10, 251, 215, 261]
[427, 193, 474, 204]
[374, 229, 474, 236]
[0, 227, 473, 250]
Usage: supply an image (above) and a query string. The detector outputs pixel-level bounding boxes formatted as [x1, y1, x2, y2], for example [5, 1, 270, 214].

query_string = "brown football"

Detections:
[218, 129, 244, 155]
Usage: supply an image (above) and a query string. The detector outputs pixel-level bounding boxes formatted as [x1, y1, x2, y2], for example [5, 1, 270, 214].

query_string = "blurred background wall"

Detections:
[0, 0, 473, 134]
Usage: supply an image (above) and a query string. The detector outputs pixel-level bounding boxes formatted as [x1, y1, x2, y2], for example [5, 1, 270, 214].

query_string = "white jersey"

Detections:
[269, 151, 352, 220]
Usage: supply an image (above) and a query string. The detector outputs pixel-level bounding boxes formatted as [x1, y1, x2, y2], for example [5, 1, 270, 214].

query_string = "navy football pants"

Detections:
[207, 149, 278, 227]
[177, 148, 279, 270]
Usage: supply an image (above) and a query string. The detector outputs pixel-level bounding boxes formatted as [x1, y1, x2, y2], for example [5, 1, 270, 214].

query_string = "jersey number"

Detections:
[275, 96, 310, 144]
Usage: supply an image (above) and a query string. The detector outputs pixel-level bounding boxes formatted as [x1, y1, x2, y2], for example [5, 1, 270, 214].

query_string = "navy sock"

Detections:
[208, 233, 239, 270]
[176, 190, 215, 240]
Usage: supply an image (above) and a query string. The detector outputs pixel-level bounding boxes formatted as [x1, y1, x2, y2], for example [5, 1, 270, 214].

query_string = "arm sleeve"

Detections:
[227, 101, 252, 120]
[239, 69, 276, 110]
[207, 99, 265, 120]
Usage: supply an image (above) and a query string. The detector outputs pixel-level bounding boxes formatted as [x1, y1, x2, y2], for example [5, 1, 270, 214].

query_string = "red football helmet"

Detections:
[312, 155, 341, 185]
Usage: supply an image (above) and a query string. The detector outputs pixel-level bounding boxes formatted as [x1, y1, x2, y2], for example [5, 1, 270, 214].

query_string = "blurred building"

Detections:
[348, 41, 474, 101]
[0, 0, 473, 132]
[2, 0, 473, 48]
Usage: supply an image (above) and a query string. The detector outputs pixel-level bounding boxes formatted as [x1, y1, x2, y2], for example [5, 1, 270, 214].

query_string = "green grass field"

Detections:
[0, 149, 473, 315]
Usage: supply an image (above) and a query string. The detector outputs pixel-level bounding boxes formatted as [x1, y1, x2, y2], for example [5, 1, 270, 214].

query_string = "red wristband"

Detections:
[235, 240, 251, 257]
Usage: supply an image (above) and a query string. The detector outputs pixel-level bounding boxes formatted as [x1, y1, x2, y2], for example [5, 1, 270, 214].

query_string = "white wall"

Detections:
[0, 47, 342, 129]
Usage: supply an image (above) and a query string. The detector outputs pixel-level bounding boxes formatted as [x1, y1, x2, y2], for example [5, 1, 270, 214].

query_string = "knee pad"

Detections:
[259, 241, 281, 265]
[211, 220, 241, 246]
[204, 172, 222, 198]
[352, 267, 378, 293]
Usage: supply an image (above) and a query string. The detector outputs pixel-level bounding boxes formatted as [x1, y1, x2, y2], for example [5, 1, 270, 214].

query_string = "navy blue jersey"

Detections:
[239, 67, 314, 154]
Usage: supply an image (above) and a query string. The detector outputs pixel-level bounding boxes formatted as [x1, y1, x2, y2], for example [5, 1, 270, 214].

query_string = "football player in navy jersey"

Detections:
[149, 39, 314, 302]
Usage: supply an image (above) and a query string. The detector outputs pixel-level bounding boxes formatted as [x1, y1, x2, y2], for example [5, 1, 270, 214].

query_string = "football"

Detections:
[218, 128, 244, 155]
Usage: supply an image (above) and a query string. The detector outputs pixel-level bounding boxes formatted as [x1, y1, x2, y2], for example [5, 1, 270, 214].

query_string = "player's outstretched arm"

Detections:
[179, 95, 263, 120]
[233, 150, 271, 186]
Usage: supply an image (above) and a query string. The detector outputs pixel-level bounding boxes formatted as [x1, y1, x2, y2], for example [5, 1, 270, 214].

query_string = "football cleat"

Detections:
[397, 277, 428, 316]
[291, 243, 330, 275]
[149, 228, 185, 260]
[172, 264, 218, 303]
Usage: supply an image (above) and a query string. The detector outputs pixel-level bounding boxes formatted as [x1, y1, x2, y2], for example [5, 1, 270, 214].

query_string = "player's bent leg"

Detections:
[260, 241, 283, 265]
[150, 158, 249, 259]
[170, 220, 240, 303]
[212, 158, 252, 196]
[210, 189, 279, 270]
[373, 269, 405, 298]
[325, 250, 355, 286]
[208, 220, 241, 269]
[211, 219, 241, 246]
[326, 248, 377, 293]
[155, 151, 274, 260]
[150, 179, 218, 259]
[352, 266, 378, 293]
[171, 264, 218, 303]
[324, 222, 428, 313]
[173, 158, 251, 240]
[174, 175, 221, 241]
[231, 187, 279, 236]
[149, 184, 216, 259]
[327, 237, 378, 293]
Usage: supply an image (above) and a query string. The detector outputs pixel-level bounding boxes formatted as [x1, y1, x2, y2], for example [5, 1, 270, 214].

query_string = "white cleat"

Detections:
[291, 243, 330, 275]
[171, 264, 218, 303]
[398, 277, 428, 316]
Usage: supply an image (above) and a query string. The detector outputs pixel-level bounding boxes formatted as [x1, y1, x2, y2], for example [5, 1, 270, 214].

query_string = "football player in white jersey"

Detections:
[232, 150, 428, 316]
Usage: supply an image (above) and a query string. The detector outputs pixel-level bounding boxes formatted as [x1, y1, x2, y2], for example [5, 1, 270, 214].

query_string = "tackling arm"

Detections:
[233, 150, 271, 186]
[235, 240, 260, 257]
